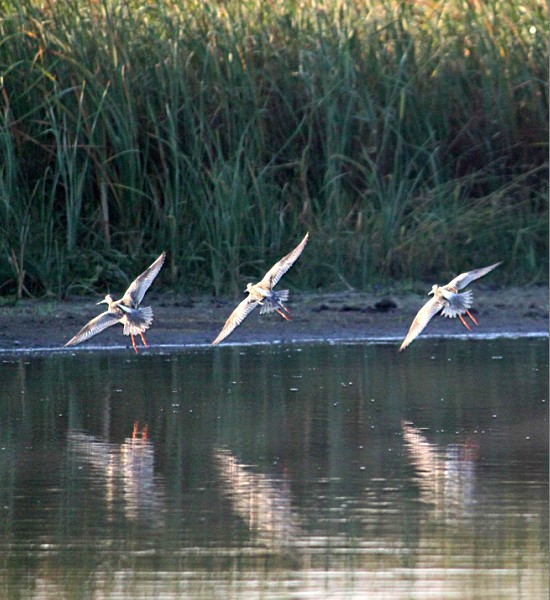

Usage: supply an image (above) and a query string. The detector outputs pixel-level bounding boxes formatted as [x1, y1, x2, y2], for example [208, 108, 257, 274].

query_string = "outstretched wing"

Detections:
[259, 233, 309, 290]
[211, 296, 259, 346]
[399, 296, 445, 352]
[446, 261, 502, 290]
[65, 311, 120, 347]
[122, 251, 166, 307]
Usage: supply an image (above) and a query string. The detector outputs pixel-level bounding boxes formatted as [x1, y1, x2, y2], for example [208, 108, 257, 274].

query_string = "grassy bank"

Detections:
[0, 0, 547, 298]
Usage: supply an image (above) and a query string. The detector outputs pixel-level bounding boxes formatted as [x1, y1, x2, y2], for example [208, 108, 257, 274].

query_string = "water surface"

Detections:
[0, 338, 547, 598]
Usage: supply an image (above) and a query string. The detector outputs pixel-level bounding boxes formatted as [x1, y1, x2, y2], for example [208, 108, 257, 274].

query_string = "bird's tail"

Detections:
[441, 290, 473, 318]
[259, 290, 289, 315]
[123, 306, 154, 335]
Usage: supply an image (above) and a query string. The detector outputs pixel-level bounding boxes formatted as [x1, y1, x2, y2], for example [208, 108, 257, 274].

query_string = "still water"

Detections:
[0, 338, 547, 599]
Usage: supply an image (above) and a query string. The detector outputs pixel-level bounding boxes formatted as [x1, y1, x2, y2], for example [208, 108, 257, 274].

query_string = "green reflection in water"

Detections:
[0, 339, 547, 599]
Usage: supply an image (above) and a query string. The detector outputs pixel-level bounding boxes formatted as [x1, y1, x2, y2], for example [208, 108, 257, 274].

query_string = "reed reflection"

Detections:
[401, 421, 478, 520]
[67, 422, 165, 524]
[0, 341, 545, 599]
[213, 447, 300, 548]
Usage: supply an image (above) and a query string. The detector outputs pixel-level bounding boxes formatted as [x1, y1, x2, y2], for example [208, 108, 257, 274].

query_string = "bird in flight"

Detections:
[211, 233, 309, 346]
[399, 261, 502, 351]
[65, 252, 166, 353]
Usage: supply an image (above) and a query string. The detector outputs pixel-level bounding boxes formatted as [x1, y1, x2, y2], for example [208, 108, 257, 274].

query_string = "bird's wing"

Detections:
[122, 251, 166, 307]
[446, 261, 502, 290]
[211, 296, 259, 346]
[399, 296, 445, 351]
[259, 233, 309, 289]
[65, 311, 120, 347]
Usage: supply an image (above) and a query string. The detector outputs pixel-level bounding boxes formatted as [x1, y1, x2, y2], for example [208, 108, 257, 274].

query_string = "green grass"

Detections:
[0, 0, 547, 298]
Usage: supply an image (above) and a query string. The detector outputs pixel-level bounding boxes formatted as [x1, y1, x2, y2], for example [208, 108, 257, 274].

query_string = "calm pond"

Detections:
[0, 338, 547, 599]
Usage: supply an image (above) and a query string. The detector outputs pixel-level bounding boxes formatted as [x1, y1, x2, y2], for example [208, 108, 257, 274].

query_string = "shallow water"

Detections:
[0, 338, 547, 599]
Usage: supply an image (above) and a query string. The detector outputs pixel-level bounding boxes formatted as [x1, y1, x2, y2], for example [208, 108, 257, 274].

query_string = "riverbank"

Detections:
[0, 285, 547, 353]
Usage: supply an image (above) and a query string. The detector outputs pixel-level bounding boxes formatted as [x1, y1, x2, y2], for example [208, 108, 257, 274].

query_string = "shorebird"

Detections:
[211, 233, 309, 346]
[65, 252, 166, 353]
[399, 261, 502, 351]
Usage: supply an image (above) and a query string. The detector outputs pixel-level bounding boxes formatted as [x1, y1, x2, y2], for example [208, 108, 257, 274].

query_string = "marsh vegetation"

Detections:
[0, 0, 547, 298]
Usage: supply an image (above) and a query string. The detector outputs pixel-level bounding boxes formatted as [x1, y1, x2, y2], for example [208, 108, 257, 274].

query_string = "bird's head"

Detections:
[245, 283, 253, 293]
[428, 284, 438, 296]
[97, 294, 113, 306]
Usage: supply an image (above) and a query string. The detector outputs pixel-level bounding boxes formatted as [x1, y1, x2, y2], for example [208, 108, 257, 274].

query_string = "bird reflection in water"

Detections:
[67, 422, 164, 524]
[132, 421, 148, 441]
[212, 448, 300, 548]
[401, 421, 479, 520]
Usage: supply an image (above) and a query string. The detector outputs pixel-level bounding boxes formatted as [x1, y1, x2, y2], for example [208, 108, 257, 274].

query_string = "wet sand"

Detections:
[0, 285, 547, 353]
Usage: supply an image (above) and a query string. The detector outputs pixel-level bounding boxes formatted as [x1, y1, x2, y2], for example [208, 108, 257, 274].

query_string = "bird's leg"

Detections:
[466, 310, 479, 326]
[276, 308, 291, 321]
[458, 313, 472, 331]
[132, 421, 148, 441]
[131, 335, 139, 353]
[139, 333, 149, 348]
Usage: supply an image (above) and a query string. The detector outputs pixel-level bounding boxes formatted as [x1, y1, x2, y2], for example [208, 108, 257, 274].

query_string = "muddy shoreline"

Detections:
[0, 284, 547, 353]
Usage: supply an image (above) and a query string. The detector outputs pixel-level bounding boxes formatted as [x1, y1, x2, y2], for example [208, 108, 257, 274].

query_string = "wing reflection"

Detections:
[401, 421, 478, 520]
[67, 424, 165, 524]
[212, 447, 300, 548]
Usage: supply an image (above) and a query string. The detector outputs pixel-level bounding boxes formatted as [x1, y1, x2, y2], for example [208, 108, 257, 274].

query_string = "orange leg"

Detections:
[131, 335, 139, 353]
[132, 421, 148, 441]
[466, 309, 478, 326]
[276, 308, 291, 321]
[458, 313, 472, 331]
[139, 332, 149, 348]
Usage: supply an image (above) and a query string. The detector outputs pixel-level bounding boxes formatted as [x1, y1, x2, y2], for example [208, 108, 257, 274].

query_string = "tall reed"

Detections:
[0, 0, 547, 297]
